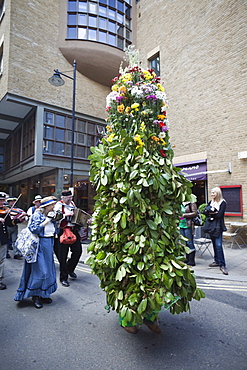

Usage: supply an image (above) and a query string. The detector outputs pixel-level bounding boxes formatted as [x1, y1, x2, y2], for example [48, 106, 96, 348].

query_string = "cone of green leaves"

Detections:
[87, 49, 205, 327]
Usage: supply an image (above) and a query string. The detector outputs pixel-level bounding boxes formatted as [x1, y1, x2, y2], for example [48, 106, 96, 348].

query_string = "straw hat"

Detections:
[33, 195, 42, 204]
[40, 196, 57, 208]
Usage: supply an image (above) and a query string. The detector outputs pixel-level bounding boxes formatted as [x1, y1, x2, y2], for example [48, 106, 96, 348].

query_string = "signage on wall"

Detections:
[220, 185, 243, 216]
[175, 160, 207, 181]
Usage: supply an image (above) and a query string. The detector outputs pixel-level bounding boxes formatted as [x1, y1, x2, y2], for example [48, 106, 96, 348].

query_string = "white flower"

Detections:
[159, 132, 166, 138]
[130, 86, 143, 97]
[106, 91, 119, 107]
[156, 91, 167, 101]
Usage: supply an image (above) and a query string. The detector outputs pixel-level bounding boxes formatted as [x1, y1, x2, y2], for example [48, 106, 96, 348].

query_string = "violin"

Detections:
[0, 206, 10, 215]
[9, 207, 27, 221]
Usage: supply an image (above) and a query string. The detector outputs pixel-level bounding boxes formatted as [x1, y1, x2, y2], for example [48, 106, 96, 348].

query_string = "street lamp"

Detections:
[48, 60, 77, 190]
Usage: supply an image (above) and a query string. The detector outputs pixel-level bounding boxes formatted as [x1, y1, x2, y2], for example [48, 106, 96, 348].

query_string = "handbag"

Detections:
[60, 227, 76, 244]
[202, 217, 221, 238]
[16, 228, 39, 263]
[193, 210, 203, 226]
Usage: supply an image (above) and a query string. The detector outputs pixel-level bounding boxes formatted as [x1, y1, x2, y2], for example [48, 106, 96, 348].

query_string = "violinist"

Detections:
[6, 197, 27, 260]
[0, 192, 22, 290]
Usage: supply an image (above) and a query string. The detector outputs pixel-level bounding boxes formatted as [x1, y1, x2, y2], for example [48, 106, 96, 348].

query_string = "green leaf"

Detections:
[101, 174, 108, 186]
[137, 298, 147, 314]
[137, 261, 144, 271]
[147, 219, 157, 230]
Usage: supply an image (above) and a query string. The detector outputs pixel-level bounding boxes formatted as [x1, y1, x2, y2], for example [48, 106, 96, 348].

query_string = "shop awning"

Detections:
[175, 160, 207, 181]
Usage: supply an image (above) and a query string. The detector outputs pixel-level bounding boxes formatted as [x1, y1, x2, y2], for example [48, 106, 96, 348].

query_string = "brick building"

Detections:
[0, 0, 246, 223]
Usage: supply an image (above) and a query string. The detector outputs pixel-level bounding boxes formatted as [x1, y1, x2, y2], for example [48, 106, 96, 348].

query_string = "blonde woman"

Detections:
[204, 187, 228, 275]
[14, 197, 58, 308]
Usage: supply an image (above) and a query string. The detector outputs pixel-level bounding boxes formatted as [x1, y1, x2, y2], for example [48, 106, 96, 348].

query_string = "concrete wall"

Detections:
[136, 0, 247, 220]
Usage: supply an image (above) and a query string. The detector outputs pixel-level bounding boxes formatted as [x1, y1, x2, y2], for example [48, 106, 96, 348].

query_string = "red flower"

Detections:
[160, 149, 167, 157]
[158, 122, 165, 127]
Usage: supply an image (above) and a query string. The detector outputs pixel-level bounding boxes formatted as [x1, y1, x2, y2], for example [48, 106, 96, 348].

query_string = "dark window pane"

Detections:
[89, 29, 97, 40]
[78, 14, 87, 25]
[99, 17, 106, 29]
[55, 142, 65, 155]
[99, 30, 107, 43]
[88, 123, 95, 134]
[44, 125, 54, 139]
[55, 128, 65, 141]
[65, 144, 71, 156]
[68, 1, 77, 11]
[87, 135, 95, 146]
[67, 27, 77, 38]
[109, 0, 116, 8]
[117, 25, 123, 36]
[99, 0, 107, 4]
[68, 14, 77, 25]
[56, 115, 66, 128]
[45, 112, 54, 124]
[108, 20, 116, 33]
[109, 33, 116, 46]
[89, 15, 97, 27]
[117, 37, 124, 49]
[78, 120, 86, 132]
[78, 133, 85, 144]
[125, 5, 131, 18]
[43, 140, 53, 153]
[76, 146, 86, 158]
[117, 1, 124, 12]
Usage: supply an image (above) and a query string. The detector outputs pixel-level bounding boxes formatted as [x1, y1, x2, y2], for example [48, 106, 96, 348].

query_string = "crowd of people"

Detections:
[0, 190, 88, 309]
[0, 186, 228, 313]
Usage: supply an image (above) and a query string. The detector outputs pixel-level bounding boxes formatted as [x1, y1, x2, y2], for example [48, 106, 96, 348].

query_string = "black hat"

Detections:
[61, 190, 72, 197]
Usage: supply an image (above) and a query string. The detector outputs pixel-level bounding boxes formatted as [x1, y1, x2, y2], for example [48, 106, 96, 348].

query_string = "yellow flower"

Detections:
[120, 73, 132, 83]
[143, 70, 153, 80]
[157, 83, 165, 92]
[112, 85, 119, 91]
[131, 103, 140, 111]
[106, 125, 113, 132]
[125, 106, 131, 114]
[157, 114, 165, 120]
[106, 133, 115, 143]
[117, 104, 125, 113]
[134, 134, 144, 149]
[151, 136, 160, 142]
[140, 122, 146, 131]
[119, 85, 127, 94]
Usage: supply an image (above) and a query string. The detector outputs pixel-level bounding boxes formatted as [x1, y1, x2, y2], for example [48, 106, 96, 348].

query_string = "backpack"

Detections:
[193, 209, 203, 226]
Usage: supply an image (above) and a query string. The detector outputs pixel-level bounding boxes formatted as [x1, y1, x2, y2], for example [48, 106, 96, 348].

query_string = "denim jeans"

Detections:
[180, 227, 195, 252]
[211, 233, 226, 267]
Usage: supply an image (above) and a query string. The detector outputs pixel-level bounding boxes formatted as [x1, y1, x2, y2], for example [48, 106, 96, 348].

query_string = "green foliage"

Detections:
[198, 203, 208, 225]
[87, 60, 204, 325]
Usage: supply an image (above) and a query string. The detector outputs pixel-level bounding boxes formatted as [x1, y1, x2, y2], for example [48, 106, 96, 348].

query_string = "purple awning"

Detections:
[175, 160, 207, 181]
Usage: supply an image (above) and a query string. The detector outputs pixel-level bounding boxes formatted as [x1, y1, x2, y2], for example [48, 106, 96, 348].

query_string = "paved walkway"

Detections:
[81, 240, 247, 282]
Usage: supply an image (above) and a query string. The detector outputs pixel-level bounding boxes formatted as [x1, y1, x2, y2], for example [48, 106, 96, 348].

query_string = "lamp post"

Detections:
[48, 60, 77, 190]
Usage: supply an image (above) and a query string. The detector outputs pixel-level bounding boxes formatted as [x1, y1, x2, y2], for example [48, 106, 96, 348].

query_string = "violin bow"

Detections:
[4, 193, 22, 220]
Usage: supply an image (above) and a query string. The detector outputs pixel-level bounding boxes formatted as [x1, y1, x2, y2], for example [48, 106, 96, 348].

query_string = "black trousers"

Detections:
[57, 234, 82, 282]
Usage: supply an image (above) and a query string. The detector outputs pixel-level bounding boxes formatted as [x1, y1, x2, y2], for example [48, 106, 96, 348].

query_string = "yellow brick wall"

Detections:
[6, 0, 109, 119]
[136, 0, 247, 221]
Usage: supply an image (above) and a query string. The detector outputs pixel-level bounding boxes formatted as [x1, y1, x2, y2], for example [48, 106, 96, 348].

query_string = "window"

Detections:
[43, 110, 105, 159]
[67, 0, 132, 50]
[0, 146, 4, 172]
[149, 53, 160, 76]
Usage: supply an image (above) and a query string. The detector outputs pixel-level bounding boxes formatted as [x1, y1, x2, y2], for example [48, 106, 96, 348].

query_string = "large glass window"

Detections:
[67, 0, 132, 50]
[43, 110, 105, 160]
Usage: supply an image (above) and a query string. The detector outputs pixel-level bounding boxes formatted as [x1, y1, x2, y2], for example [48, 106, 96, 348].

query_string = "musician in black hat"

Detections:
[0, 192, 21, 290]
[54, 190, 82, 287]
